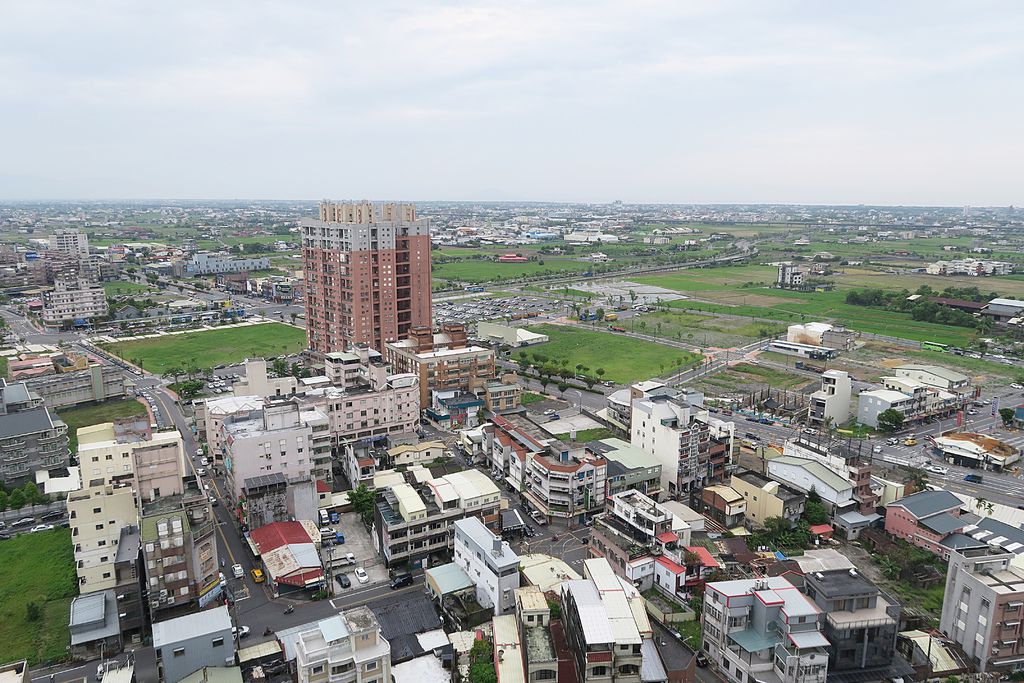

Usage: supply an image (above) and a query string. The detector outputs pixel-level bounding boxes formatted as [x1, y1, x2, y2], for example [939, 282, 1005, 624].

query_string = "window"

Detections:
[311, 665, 324, 675]
[173, 648, 185, 657]
[366, 661, 378, 671]
[591, 667, 608, 677]
[212, 637, 224, 647]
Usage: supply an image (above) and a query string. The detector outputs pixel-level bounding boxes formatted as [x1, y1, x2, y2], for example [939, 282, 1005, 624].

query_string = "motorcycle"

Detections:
[284, 605, 294, 615]
[264, 627, 273, 636]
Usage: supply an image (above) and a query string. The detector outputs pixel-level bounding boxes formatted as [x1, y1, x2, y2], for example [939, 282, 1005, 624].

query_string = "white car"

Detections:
[232, 625, 250, 639]
[1012, 383, 1023, 389]
[29, 524, 54, 533]
[354, 567, 369, 584]
[200, 457, 209, 466]
[924, 464, 949, 476]
[196, 467, 207, 476]
[232, 563, 244, 579]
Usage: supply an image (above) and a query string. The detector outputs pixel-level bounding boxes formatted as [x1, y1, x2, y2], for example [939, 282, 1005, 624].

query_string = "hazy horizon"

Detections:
[3, 1, 1022, 205]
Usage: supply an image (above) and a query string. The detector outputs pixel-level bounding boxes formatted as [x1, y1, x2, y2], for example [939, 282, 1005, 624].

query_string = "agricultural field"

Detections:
[432, 258, 596, 283]
[58, 398, 149, 452]
[0, 529, 78, 665]
[99, 322, 306, 374]
[524, 323, 701, 383]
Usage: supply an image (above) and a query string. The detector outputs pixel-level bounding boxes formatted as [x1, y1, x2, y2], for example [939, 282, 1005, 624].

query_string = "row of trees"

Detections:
[844, 287, 995, 333]
[0, 481, 51, 512]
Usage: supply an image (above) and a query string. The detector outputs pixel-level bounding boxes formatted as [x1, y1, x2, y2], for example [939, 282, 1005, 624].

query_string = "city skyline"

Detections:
[2, 1, 1022, 205]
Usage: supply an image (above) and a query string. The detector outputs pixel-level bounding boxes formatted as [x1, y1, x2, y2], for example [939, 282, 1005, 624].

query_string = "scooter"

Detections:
[264, 627, 273, 636]
[284, 605, 294, 615]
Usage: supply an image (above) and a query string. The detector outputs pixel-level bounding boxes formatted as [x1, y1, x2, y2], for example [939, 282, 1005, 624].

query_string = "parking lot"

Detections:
[324, 510, 389, 591]
[434, 296, 564, 326]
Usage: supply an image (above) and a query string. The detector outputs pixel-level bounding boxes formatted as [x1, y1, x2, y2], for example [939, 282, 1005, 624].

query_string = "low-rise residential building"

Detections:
[777, 262, 808, 289]
[561, 558, 651, 683]
[781, 437, 878, 514]
[385, 323, 497, 409]
[0, 379, 69, 484]
[768, 340, 839, 361]
[925, 258, 1013, 277]
[452, 516, 520, 615]
[520, 441, 607, 524]
[483, 379, 521, 414]
[588, 437, 663, 500]
[482, 413, 551, 480]
[700, 485, 747, 529]
[514, 586, 559, 683]
[67, 484, 138, 592]
[893, 364, 970, 393]
[294, 609, 391, 683]
[41, 275, 108, 327]
[884, 490, 966, 557]
[198, 394, 263, 464]
[231, 358, 298, 398]
[933, 432, 1021, 471]
[69, 590, 122, 659]
[23, 362, 125, 410]
[767, 456, 855, 515]
[940, 546, 1024, 673]
[373, 469, 501, 568]
[730, 472, 805, 529]
[807, 370, 851, 428]
[702, 576, 830, 683]
[250, 520, 324, 594]
[153, 605, 235, 683]
[222, 398, 331, 502]
[803, 569, 907, 679]
[387, 441, 445, 468]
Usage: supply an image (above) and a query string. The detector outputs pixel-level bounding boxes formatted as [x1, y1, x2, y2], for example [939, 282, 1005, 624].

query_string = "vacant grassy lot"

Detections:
[100, 322, 306, 374]
[521, 392, 546, 406]
[103, 281, 154, 297]
[525, 324, 701, 383]
[0, 529, 77, 665]
[58, 398, 148, 453]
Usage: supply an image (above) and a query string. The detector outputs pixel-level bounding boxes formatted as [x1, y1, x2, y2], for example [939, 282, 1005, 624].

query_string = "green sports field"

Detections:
[100, 322, 306, 374]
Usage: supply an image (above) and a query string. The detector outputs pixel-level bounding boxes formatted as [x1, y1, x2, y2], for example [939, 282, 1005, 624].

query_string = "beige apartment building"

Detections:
[294, 607, 391, 683]
[77, 420, 186, 489]
[67, 484, 138, 592]
[41, 275, 108, 327]
[384, 323, 496, 408]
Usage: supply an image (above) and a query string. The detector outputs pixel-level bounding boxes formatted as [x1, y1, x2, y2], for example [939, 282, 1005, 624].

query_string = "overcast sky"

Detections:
[2, 1, 1022, 205]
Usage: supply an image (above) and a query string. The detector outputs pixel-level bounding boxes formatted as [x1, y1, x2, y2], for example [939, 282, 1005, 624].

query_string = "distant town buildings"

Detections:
[302, 201, 432, 356]
[777, 262, 808, 289]
[926, 258, 1013, 276]
[185, 252, 270, 276]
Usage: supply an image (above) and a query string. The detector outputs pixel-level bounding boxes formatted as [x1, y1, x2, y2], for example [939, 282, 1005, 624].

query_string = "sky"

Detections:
[1, 1, 1022, 205]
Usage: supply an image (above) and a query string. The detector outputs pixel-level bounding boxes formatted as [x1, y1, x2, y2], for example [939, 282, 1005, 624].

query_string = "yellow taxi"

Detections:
[250, 568, 265, 583]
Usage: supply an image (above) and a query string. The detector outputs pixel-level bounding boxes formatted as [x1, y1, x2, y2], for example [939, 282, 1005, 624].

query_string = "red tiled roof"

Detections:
[250, 521, 312, 553]
[808, 524, 833, 535]
[276, 567, 324, 587]
[656, 531, 679, 543]
[656, 556, 686, 575]
[686, 546, 720, 569]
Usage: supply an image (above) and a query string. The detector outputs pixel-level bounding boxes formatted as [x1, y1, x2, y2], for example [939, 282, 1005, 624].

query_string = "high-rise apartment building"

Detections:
[302, 201, 432, 356]
[51, 228, 90, 258]
[41, 275, 108, 327]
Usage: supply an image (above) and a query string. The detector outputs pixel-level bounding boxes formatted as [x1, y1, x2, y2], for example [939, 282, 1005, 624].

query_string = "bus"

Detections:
[921, 341, 949, 353]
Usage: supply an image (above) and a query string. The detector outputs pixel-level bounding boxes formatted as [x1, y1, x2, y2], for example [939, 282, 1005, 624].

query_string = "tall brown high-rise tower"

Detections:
[302, 201, 432, 356]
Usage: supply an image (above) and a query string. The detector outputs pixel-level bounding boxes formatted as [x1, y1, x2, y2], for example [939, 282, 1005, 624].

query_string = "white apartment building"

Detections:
[926, 259, 1014, 276]
[294, 608, 391, 683]
[703, 576, 830, 683]
[51, 228, 90, 257]
[518, 442, 607, 524]
[452, 516, 520, 615]
[200, 395, 263, 463]
[42, 276, 108, 327]
[893, 364, 970, 393]
[808, 370, 851, 428]
[631, 396, 735, 497]
[76, 421, 186, 489]
[856, 389, 916, 428]
[186, 252, 270, 275]
[777, 262, 807, 289]
[222, 398, 330, 502]
[232, 358, 298, 398]
[67, 484, 138, 591]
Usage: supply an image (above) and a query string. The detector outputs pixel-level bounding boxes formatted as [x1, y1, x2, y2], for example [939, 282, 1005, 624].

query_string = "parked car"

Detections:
[695, 652, 709, 668]
[233, 625, 250, 638]
[354, 567, 369, 584]
[251, 568, 265, 583]
[232, 563, 244, 579]
[196, 467, 207, 476]
[29, 524, 54, 533]
[12, 517, 35, 527]
[336, 573, 351, 589]
[209, 496, 218, 506]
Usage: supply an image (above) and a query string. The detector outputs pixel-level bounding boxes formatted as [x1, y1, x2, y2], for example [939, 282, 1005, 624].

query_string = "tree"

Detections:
[163, 366, 184, 385]
[271, 358, 289, 376]
[348, 484, 376, 525]
[803, 499, 829, 525]
[596, 368, 605, 378]
[8, 488, 25, 510]
[557, 382, 569, 396]
[25, 602, 41, 622]
[876, 408, 906, 433]
[22, 482, 41, 509]
[906, 468, 929, 493]
[0, 490, 7, 512]
[290, 312, 298, 325]
[999, 407, 1015, 427]
[595, 307, 604, 322]
[764, 516, 791, 534]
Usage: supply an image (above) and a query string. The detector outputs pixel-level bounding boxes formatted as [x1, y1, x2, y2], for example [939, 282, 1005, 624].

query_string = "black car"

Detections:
[336, 573, 351, 589]
[390, 573, 413, 590]
[694, 652, 709, 668]
[41, 510, 64, 521]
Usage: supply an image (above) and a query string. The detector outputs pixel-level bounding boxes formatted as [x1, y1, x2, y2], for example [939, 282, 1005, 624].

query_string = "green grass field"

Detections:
[0, 529, 77, 665]
[103, 281, 154, 297]
[58, 398, 148, 453]
[556, 427, 617, 442]
[100, 322, 306, 374]
[521, 391, 546, 406]
[526, 323, 701, 383]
